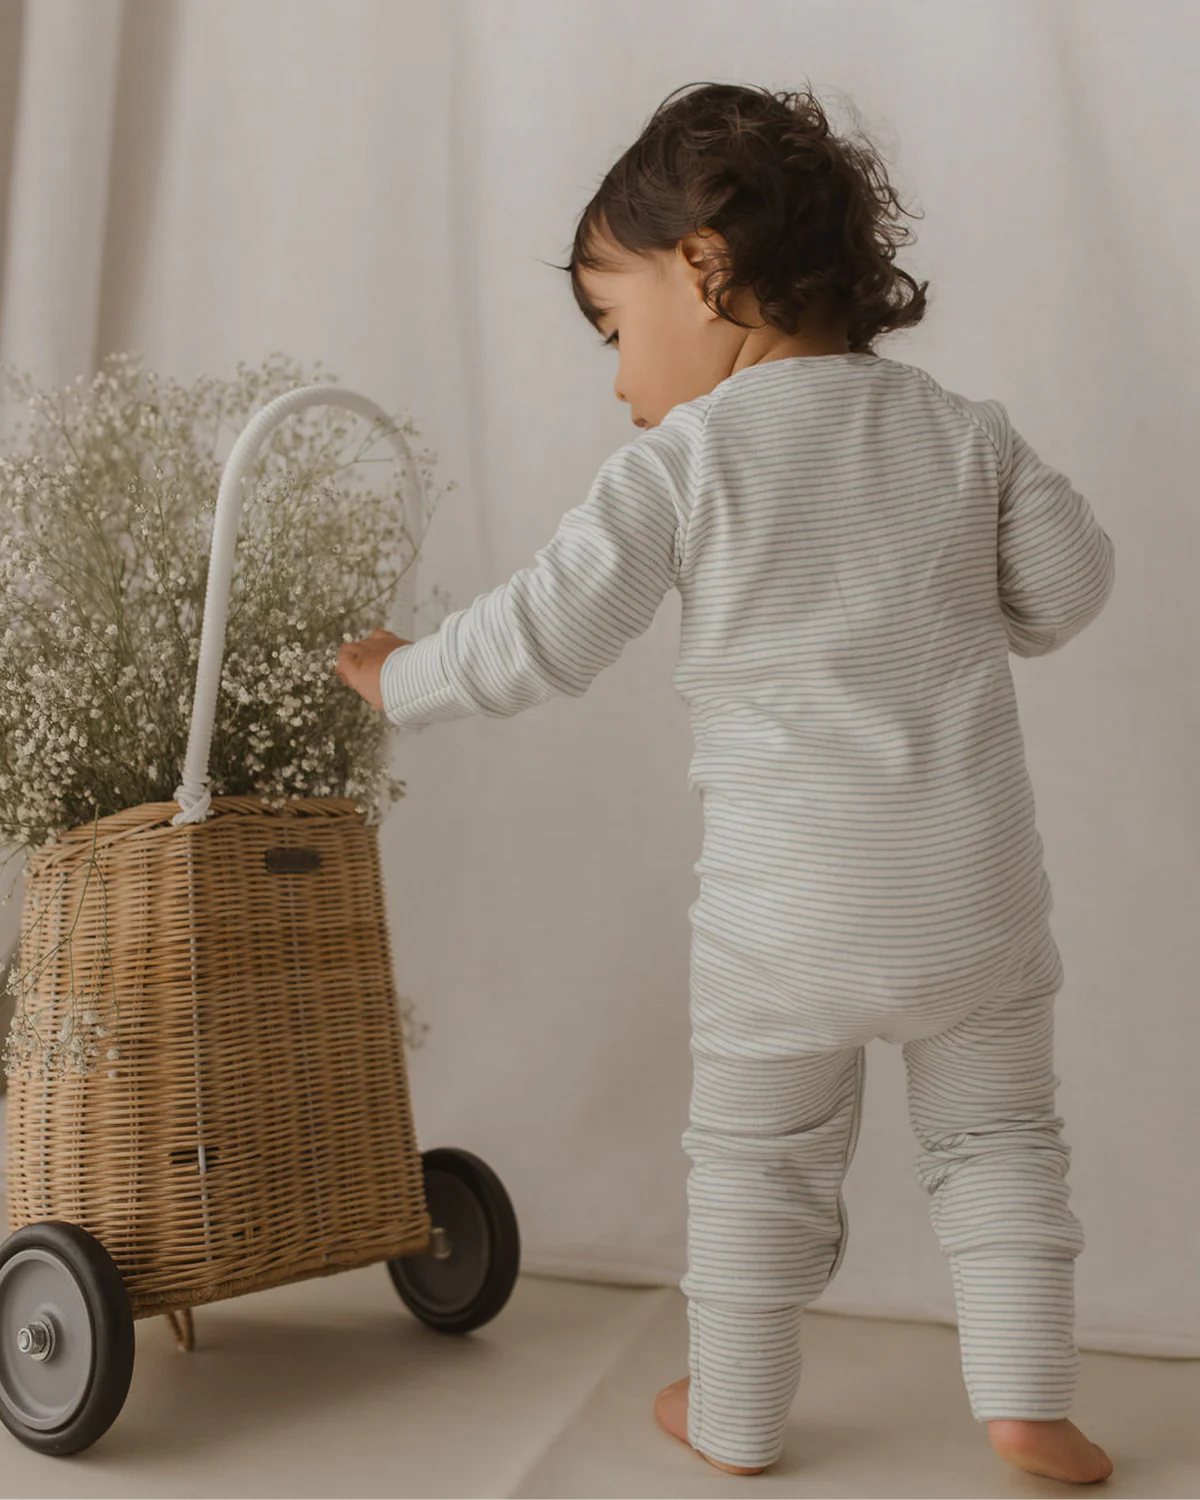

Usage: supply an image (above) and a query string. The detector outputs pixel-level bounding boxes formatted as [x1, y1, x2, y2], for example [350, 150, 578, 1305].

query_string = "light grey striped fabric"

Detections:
[382, 359, 1114, 1023]
[380, 351, 1115, 1465]
[683, 923, 1083, 1466]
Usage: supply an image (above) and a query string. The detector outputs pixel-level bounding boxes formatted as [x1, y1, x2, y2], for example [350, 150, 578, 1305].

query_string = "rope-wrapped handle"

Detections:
[172, 385, 425, 827]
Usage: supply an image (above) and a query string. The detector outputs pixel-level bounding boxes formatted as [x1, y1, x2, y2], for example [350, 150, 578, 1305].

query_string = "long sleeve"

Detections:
[995, 408, 1116, 658]
[380, 437, 683, 730]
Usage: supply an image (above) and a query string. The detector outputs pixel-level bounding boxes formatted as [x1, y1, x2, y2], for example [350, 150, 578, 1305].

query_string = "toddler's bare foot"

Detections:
[654, 1376, 773, 1475]
[988, 1418, 1114, 1484]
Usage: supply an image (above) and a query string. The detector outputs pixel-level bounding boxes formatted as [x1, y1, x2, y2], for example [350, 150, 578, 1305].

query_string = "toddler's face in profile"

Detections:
[576, 229, 851, 430]
[576, 232, 738, 431]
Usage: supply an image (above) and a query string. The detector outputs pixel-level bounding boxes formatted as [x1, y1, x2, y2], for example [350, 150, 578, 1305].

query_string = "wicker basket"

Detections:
[4, 386, 433, 1325]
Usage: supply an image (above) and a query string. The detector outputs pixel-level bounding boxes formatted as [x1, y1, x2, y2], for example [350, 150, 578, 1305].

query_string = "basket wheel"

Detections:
[0, 1221, 135, 1456]
[387, 1148, 520, 1336]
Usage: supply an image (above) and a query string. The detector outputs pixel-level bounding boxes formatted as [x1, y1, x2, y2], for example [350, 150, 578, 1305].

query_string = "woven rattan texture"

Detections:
[4, 798, 431, 1317]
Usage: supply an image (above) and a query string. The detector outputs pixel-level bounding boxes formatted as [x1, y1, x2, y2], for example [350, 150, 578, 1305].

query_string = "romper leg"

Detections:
[903, 927, 1085, 1421]
[680, 1040, 866, 1468]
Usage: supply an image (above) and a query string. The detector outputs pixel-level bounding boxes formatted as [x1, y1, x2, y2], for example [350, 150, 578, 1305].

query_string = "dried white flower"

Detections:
[0, 351, 453, 853]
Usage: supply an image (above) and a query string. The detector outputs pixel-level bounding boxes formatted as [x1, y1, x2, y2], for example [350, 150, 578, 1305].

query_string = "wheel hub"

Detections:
[0, 1248, 93, 1431]
[16, 1320, 55, 1362]
[391, 1171, 490, 1314]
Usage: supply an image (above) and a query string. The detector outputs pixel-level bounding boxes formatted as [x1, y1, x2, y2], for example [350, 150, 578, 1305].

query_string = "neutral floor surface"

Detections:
[1, 1177, 1198, 1499]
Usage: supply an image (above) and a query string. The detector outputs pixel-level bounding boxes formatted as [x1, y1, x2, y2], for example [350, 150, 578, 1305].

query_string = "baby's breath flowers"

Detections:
[0, 351, 452, 1079]
[1, 812, 121, 1082]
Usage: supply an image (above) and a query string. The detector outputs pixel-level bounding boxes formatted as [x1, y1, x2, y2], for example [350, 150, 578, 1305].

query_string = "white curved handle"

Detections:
[172, 384, 425, 826]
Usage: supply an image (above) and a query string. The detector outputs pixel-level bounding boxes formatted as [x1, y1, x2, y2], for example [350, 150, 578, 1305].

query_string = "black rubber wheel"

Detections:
[0, 1221, 135, 1456]
[387, 1148, 520, 1335]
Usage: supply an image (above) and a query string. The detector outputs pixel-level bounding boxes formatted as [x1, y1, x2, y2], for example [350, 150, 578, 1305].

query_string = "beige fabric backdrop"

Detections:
[1, 0, 1196, 1357]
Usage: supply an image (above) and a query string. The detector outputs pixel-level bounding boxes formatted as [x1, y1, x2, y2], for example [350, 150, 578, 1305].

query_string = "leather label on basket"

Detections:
[265, 847, 322, 874]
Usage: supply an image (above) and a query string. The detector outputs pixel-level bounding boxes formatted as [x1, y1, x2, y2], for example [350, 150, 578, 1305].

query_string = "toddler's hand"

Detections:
[336, 629, 410, 713]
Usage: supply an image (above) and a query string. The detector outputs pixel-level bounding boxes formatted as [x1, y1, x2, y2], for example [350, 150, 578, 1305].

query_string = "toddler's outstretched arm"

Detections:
[365, 439, 683, 731]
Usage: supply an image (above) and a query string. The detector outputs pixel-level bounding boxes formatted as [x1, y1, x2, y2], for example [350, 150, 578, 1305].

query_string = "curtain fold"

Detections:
[0, 0, 124, 388]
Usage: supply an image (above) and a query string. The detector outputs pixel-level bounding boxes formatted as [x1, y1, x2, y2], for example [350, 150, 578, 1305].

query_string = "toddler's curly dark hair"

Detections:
[562, 81, 929, 355]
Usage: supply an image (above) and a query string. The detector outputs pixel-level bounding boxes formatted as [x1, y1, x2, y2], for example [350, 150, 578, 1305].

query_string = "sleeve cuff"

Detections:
[380, 632, 477, 730]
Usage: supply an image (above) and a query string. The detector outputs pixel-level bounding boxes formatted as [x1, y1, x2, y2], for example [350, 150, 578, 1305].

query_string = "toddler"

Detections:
[337, 82, 1115, 1484]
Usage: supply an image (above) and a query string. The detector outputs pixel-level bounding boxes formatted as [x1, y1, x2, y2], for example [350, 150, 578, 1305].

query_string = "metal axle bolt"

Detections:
[17, 1321, 53, 1361]
[430, 1227, 453, 1260]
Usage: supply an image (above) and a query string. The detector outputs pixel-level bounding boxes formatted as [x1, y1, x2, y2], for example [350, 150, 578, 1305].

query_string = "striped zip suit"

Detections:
[381, 352, 1116, 1468]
